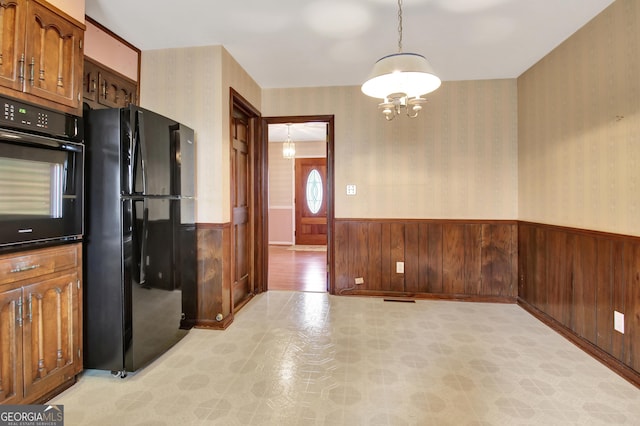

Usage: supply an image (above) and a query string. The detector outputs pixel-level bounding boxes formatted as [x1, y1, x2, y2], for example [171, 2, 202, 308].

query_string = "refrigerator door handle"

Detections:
[126, 107, 136, 195]
[139, 198, 149, 287]
[137, 110, 148, 195]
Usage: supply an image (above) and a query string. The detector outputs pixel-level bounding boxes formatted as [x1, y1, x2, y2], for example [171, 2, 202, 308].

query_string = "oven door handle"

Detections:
[0, 128, 83, 151]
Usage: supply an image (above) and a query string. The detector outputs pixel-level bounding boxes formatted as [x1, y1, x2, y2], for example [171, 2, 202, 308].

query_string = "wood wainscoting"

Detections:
[518, 222, 640, 387]
[333, 219, 518, 302]
[191, 223, 233, 329]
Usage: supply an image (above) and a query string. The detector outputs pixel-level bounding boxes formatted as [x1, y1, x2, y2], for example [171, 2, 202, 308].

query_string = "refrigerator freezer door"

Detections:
[130, 108, 180, 197]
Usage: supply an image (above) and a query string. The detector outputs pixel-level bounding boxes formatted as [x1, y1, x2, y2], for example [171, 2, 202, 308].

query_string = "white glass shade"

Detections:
[361, 53, 441, 99]
[282, 139, 295, 159]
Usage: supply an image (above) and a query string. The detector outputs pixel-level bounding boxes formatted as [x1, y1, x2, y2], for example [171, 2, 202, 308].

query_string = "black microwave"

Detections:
[0, 96, 83, 248]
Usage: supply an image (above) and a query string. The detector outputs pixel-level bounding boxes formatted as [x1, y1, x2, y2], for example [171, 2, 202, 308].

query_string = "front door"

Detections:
[295, 157, 327, 245]
[231, 112, 252, 308]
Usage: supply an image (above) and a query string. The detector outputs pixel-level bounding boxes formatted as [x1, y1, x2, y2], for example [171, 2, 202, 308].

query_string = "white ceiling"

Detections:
[268, 122, 328, 143]
[86, 0, 615, 89]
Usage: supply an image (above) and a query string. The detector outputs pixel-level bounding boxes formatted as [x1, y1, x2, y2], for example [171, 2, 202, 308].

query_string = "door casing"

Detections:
[262, 115, 335, 294]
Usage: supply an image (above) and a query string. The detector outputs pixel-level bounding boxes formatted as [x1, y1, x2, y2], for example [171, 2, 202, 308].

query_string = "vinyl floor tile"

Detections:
[51, 291, 640, 425]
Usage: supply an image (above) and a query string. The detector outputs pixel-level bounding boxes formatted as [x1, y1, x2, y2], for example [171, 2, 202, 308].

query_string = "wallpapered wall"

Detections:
[263, 80, 518, 220]
[141, 46, 517, 223]
[136, 0, 636, 233]
[518, 0, 639, 236]
[140, 46, 261, 223]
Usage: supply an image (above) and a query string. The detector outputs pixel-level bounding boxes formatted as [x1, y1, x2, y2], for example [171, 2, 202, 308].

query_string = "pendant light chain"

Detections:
[397, 0, 403, 53]
[361, 0, 441, 120]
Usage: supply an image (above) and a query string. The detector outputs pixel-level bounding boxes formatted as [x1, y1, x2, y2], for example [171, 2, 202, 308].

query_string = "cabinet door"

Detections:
[0, 0, 26, 92]
[23, 0, 83, 110]
[0, 287, 23, 405]
[98, 71, 136, 108]
[82, 58, 99, 103]
[22, 271, 80, 401]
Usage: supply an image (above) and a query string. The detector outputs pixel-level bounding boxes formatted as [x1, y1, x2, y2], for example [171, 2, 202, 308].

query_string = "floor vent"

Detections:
[383, 298, 416, 303]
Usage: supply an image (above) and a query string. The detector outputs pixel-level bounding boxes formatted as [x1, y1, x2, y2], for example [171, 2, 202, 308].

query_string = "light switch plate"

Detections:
[396, 262, 404, 273]
[614, 311, 624, 334]
[346, 184, 357, 195]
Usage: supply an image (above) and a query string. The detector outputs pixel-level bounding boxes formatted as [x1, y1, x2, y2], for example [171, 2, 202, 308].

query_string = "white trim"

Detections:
[269, 240, 294, 246]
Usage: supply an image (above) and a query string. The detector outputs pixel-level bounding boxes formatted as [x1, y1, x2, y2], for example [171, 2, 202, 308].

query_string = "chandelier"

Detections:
[282, 124, 295, 159]
[361, 0, 441, 120]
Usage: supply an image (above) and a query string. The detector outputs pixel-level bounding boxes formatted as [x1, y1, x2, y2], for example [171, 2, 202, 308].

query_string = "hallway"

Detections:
[268, 245, 327, 292]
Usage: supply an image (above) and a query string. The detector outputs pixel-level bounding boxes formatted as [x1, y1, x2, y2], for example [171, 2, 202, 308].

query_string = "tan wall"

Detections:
[140, 46, 261, 223]
[48, 0, 84, 22]
[263, 80, 518, 220]
[84, 20, 139, 81]
[219, 47, 262, 222]
[518, 0, 640, 236]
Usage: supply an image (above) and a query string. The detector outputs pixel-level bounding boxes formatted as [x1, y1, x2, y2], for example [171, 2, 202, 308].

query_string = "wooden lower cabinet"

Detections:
[0, 288, 23, 405]
[0, 243, 82, 405]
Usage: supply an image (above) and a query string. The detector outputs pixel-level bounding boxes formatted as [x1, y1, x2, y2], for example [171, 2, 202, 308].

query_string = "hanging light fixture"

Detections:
[282, 123, 296, 159]
[361, 0, 441, 121]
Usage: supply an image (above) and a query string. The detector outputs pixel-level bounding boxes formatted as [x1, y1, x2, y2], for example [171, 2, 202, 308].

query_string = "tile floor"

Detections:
[52, 291, 640, 425]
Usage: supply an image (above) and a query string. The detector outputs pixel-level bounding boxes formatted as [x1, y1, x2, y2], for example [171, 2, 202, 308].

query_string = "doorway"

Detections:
[263, 115, 334, 293]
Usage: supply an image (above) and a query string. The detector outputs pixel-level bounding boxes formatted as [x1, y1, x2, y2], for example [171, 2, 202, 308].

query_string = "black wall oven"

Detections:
[0, 95, 83, 248]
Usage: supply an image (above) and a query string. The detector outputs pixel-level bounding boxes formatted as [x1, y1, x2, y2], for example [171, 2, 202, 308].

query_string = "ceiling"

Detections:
[85, 0, 615, 90]
[268, 122, 328, 143]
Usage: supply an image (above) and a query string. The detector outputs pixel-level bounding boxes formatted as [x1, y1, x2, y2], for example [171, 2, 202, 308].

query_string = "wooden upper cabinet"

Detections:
[24, 0, 83, 110]
[0, 0, 84, 115]
[82, 55, 98, 102]
[83, 56, 138, 109]
[0, 0, 27, 92]
[98, 70, 136, 108]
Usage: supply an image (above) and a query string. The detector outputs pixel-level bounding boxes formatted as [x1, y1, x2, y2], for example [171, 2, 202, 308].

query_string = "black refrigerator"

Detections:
[84, 106, 196, 376]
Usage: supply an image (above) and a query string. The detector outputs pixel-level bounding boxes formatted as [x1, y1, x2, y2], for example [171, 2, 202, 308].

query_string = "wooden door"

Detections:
[231, 112, 253, 308]
[22, 272, 80, 400]
[0, 0, 26, 92]
[295, 158, 327, 245]
[0, 287, 23, 405]
[24, 0, 83, 110]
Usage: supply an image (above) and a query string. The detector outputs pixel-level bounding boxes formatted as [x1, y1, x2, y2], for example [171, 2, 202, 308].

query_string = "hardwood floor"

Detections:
[268, 245, 327, 292]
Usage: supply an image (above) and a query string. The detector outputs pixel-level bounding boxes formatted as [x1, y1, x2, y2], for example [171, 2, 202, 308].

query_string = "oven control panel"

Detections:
[0, 95, 81, 141]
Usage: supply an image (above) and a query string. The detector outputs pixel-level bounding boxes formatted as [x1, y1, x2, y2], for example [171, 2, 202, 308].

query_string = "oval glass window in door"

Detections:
[306, 169, 323, 214]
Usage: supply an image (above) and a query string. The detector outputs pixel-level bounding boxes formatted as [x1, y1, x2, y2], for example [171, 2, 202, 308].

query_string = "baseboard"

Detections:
[338, 289, 516, 304]
[194, 313, 234, 330]
[518, 298, 640, 389]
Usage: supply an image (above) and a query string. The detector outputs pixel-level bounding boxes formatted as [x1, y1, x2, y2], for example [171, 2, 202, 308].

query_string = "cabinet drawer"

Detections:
[0, 244, 80, 286]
